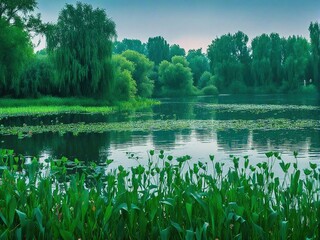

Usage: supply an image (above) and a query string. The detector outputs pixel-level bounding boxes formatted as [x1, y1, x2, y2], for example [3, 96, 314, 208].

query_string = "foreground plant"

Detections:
[0, 149, 319, 239]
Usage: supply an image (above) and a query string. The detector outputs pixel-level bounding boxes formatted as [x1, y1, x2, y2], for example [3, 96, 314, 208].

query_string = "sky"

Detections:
[35, 0, 320, 51]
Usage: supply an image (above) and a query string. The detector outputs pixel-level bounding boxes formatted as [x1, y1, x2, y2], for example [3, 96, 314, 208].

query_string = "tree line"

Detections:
[0, 1, 319, 100]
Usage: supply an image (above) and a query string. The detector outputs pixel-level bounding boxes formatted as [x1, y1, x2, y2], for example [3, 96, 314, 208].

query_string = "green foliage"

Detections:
[113, 39, 147, 55]
[0, 97, 159, 117]
[169, 44, 186, 58]
[0, 0, 43, 33]
[198, 71, 216, 89]
[300, 84, 318, 94]
[0, 19, 33, 97]
[229, 80, 248, 94]
[0, 149, 320, 239]
[112, 55, 137, 100]
[19, 55, 55, 97]
[201, 85, 218, 96]
[207, 31, 250, 92]
[159, 56, 194, 97]
[251, 34, 275, 88]
[121, 50, 154, 98]
[46, 2, 116, 98]
[147, 36, 170, 65]
[186, 49, 210, 86]
[282, 36, 310, 92]
[309, 22, 320, 90]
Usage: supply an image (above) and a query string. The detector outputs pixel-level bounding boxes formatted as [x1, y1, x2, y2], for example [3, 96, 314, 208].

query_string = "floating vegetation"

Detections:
[0, 149, 319, 239]
[200, 103, 320, 114]
[0, 119, 319, 137]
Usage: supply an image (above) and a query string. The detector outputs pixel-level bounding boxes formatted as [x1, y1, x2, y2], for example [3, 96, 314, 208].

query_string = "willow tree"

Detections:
[46, 3, 116, 98]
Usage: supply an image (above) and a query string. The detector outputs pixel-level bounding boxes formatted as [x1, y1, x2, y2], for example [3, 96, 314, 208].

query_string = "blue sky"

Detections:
[36, 0, 320, 51]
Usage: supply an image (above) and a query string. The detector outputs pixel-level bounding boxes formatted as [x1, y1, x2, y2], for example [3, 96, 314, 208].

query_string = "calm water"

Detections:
[1, 95, 319, 171]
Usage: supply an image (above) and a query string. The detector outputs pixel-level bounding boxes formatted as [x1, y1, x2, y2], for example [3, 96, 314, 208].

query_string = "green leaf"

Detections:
[103, 203, 113, 225]
[0, 229, 8, 240]
[280, 221, 288, 240]
[16, 228, 22, 240]
[186, 202, 193, 224]
[16, 210, 27, 226]
[60, 230, 73, 240]
[8, 197, 17, 227]
[265, 152, 273, 158]
[309, 162, 317, 170]
[186, 229, 194, 240]
[0, 211, 8, 226]
[171, 221, 183, 233]
[33, 207, 44, 233]
[160, 227, 171, 240]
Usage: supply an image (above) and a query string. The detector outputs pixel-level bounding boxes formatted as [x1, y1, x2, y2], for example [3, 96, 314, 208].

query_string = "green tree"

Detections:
[19, 54, 55, 97]
[158, 56, 194, 96]
[147, 36, 170, 65]
[208, 32, 248, 93]
[198, 71, 215, 89]
[186, 49, 209, 87]
[122, 50, 154, 98]
[309, 22, 320, 90]
[169, 44, 186, 59]
[0, 19, 33, 96]
[251, 34, 273, 89]
[0, 0, 44, 96]
[0, 0, 42, 32]
[46, 2, 116, 98]
[112, 55, 137, 100]
[282, 36, 310, 92]
[113, 39, 147, 55]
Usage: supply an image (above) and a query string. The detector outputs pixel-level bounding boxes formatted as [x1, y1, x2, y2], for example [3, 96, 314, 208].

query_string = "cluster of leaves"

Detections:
[0, 149, 319, 239]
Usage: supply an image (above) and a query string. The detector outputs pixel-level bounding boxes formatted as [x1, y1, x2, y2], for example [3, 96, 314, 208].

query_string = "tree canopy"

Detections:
[46, 2, 116, 98]
[147, 36, 170, 65]
[186, 49, 210, 87]
[159, 56, 194, 97]
[121, 50, 154, 98]
[113, 39, 147, 55]
[0, 0, 38, 97]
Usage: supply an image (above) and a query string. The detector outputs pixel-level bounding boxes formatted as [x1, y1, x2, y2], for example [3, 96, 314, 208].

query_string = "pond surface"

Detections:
[1, 94, 319, 171]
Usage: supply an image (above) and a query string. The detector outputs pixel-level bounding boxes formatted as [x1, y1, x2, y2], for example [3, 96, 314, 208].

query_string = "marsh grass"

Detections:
[0, 149, 319, 239]
[0, 97, 159, 117]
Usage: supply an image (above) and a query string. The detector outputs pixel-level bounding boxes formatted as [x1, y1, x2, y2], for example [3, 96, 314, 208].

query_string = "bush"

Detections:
[198, 71, 215, 89]
[300, 84, 318, 94]
[201, 85, 218, 95]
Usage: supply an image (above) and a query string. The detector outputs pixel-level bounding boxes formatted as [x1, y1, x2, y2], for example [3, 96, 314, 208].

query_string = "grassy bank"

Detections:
[0, 149, 319, 239]
[0, 97, 159, 117]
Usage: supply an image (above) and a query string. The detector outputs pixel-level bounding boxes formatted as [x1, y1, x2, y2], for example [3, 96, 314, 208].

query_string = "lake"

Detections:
[0, 94, 319, 172]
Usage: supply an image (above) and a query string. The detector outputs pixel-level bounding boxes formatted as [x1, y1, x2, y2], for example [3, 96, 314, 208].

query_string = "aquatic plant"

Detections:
[1, 118, 319, 137]
[0, 149, 319, 239]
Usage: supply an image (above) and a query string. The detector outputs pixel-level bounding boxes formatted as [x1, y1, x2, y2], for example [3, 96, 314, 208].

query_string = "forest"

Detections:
[0, 1, 319, 102]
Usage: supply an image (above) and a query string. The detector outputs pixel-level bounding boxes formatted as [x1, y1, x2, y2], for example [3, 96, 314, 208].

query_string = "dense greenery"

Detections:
[0, 1, 319, 99]
[208, 31, 318, 94]
[0, 149, 319, 239]
[46, 2, 116, 98]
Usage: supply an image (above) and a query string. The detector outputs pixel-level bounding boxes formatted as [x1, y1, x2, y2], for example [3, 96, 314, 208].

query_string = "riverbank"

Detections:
[0, 97, 159, 117]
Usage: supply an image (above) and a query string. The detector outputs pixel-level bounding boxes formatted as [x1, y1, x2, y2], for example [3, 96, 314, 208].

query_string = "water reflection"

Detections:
[0, 95, 319, 168]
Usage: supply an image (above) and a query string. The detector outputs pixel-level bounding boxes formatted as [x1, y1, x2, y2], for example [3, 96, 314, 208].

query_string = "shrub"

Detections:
[201, 85, 219, 95]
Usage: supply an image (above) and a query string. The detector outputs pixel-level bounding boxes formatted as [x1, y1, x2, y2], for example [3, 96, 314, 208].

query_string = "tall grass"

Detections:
[0, 97, 159, 117]
[0, 149, 319, 239]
